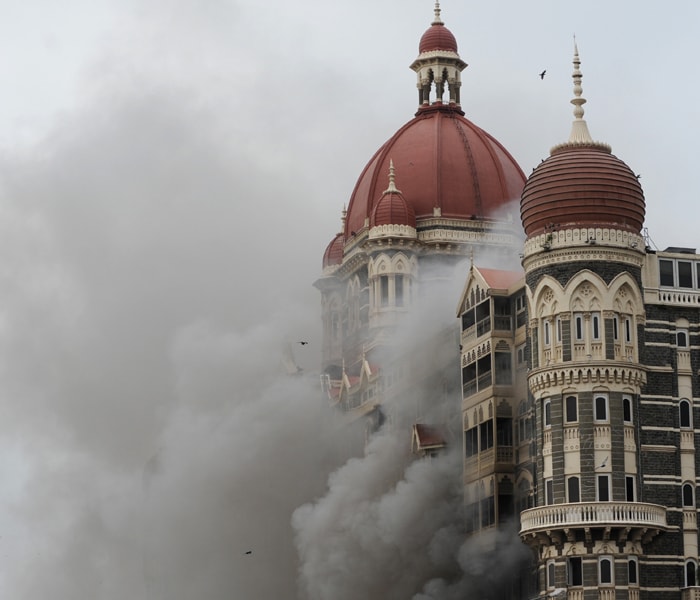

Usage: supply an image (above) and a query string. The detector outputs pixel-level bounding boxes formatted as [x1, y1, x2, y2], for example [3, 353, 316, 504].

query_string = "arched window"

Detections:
[680, 400, 692, 429]
[594, 395, 608, 422]
[592, 312, 601, 340]
[567, 476, 580, 503]
[547, 560, 556, 589]
[686, 560, 697, 587]
[574, 313, 584, 340]
[599, 556, 613, 585]
[628, 558, 638, 585]
[623, 396, 633, 423]
[678, 330, 688, 347]
[544, 400, 551, 428]
[683, 483, 695, 507]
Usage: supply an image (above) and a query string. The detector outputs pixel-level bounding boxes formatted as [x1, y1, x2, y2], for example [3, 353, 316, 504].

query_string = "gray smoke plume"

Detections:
[0, 4, 535, 598]
[0, 23, 348, 596]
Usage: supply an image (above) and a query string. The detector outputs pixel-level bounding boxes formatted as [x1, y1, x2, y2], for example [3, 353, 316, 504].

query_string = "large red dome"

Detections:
[521, 144, 645, 237]
[344, 105, 526, 237]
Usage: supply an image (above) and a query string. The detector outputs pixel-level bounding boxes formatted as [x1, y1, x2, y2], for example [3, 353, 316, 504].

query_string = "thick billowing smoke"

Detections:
[0, 83, 347, 597]
[0, 13, 351, 595]
[0, 4, 532, 598]
[293, 268, 531, 600]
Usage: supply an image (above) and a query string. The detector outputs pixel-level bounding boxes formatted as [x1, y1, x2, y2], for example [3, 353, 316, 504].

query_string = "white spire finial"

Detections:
[567, 39, 593, 144]
[383, 160, 401, 195]
[550, 39, 611, 154]
[432, 1, 443, 24]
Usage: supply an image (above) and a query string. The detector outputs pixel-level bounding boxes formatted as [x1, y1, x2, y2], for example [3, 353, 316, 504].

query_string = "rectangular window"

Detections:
[597, 475, 610, 501]
[568, 556, 583, 586]
[545, 479, 554, 505]
[546, 560, 556, 590]
[679, 261, 693, 288]
[624, 317, 632, 343]
[594, 395, 608, 422]
[496, 418, 513, 447]
[380, 275, 389, 306]
[626, 476, 635, 501]
[479, 420, 493, 451]
[592, 312, 601, 340]
[544, 400, 551, 427]
[613, 315, 619, 340]
[480, 496, 494, 528]
[543, 321, 551, 346]
[465, 427, 479, 458]
[494, 352, 512, 385]
[565, 396, 578, 423]
[395, 275, 404, 306]
[659, 259, 675, 286]
[556, 317, 562, 343]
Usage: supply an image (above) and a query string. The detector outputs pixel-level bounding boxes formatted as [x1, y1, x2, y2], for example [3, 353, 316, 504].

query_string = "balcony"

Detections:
[520, 501, 668, 540]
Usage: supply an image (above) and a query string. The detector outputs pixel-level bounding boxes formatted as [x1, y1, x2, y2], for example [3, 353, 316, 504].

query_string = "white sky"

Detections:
[0, 1, 697, 597]
[0, 0, 698, 249]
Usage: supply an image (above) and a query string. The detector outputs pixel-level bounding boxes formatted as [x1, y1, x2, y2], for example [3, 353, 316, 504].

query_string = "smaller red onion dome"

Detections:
[322, 233, 344, 268]
[419, 4, 457, 53]
[371, 161, 416, 228]
[372, 192, 416, 227]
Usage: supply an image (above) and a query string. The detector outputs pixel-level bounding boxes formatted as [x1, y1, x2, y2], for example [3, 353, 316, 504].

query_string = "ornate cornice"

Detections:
[528, 363, 647, 395]
[523, 228, 645, 271]
[369, 224, 417, 239]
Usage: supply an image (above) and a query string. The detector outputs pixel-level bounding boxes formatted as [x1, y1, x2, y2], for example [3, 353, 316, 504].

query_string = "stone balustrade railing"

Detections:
[520, 501, 667, 535]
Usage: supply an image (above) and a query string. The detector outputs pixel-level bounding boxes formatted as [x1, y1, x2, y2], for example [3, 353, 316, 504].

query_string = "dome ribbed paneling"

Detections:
[371, 191, 416, 227]
[322, 233, 344, 267]
[419, 23, 458, 53]
[345, 106, 525, 237]
[521, 145, 645, 237]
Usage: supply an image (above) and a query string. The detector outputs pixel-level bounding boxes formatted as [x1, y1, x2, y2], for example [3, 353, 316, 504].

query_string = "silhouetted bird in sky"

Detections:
[244, 550, 252, 555]
[298, 341, 309, 345]
[539, 70, 546, 79]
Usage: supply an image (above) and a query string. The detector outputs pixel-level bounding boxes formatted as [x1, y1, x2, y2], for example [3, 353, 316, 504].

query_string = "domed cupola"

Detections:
[521, 45, 645, 237]
[322, 208, 347, 271]
[343, 3, 525, 241]
[410, 1, 467, 110]
[370, 161, 417, 236]
[322, 232, 344, 269]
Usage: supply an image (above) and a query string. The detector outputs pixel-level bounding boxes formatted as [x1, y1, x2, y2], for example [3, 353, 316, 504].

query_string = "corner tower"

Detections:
[518, 46, 670, 598]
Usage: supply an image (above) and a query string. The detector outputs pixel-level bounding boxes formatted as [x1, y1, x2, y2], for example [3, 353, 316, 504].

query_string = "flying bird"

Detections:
[596, 456, 609, 470]
[244, 550, 252, 555]
[298, 341, 309, 345]
[539, 70, 546, 79]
